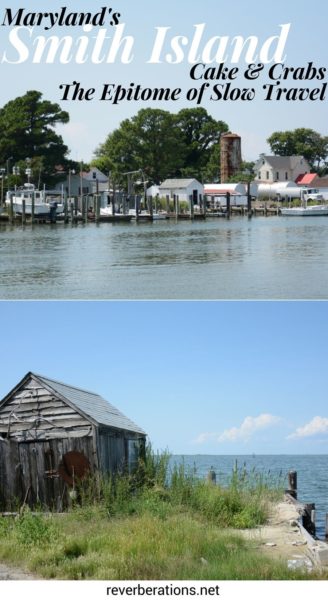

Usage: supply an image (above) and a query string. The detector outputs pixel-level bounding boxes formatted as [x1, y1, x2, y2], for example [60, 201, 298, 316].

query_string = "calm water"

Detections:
[171, 455, 328, 539]
[1, 216, 328, 298]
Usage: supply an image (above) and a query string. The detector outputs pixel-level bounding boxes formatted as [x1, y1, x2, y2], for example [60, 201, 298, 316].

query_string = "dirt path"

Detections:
[0, 562, 37, 580]
[239, 499, 319, 570]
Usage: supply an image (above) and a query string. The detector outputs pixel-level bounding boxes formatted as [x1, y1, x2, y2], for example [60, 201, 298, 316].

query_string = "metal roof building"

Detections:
[0, 372, 146, 510]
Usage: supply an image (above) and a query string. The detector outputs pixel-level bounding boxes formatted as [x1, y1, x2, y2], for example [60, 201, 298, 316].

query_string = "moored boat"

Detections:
[5, 184, 65, 217]
[280, 204, 328, 216]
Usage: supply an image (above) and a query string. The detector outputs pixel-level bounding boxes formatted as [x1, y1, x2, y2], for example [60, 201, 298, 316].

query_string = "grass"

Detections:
[0, 451, 325, 580]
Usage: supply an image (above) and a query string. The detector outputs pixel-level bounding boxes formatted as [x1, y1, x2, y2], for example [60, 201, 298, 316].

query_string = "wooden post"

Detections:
[135, 195, 139, 222]
[70, 201, 74, 224]
[303, 503, 316, 536]
[149, 194, 153, 219]
[226, 191, 231, 218]
[64, 197, 69, 224]
[247, 181, 252, 218]
[166, 194, 170, 215]
[207, 468, 216, 484]
[9, 193, 14, 224]
[95, 195, 100, 222]
[74, 197, 78, 222]
[112, 182, 116, 217]
[22, 199, 26, 225]
[122, 193, 126, 215]
[81, 196, 86, 221]
[31, 192, 35, 224]
[202, 194, 206, 217]
[189, 194, 194, 220]
[288, 470, 297, 499]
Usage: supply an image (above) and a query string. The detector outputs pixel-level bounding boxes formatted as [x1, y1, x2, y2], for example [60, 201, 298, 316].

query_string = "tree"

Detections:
[0, 90, 70, 185]
[175, 108, 228, 180]
[228, 161, 255, 183]
[94, 108, 229, 185]
[267, 128, 328, 171]
[95, 108, 185, 185]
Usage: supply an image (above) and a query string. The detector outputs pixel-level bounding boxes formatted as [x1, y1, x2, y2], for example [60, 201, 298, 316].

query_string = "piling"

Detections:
[9, 194, 14, 224]
[74, 197, 78, 223]
[95, 195, 100, 223]
[287, 470, 298, 499]
[226, 191, 231, 218]
[70, 202, 74, 224]
[84, 197, 88, 223]
[173, 194, 177, 217]
[122, 194, 126, 215]
[31, 192, 35, 224]
[166, 194, 170, 215]
[81, 196, 86, 222]
[247, 181, 252, 218]
[207, 468, 216, 484]
[64, 198, 69, 224]
[303, 503, 316, 537]
[201, 194, 206, 217]
[22, 199, 26, 225]
[135, 195, 139, 222]
[49, 203, 56, 224]
[112, 193, 116, 218]
[148, 195, 153, 219]
[189, 194, 194, 220]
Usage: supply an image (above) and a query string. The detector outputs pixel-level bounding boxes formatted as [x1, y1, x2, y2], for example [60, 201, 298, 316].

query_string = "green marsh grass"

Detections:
[0, 451, 324, 580]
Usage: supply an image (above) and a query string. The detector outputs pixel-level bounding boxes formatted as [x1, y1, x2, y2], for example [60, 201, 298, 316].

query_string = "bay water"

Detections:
[1, 216, 328, 298]
[171, 454, 328, 539]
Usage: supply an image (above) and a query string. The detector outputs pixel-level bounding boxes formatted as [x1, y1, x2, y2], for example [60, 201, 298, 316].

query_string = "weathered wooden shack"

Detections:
[0, 372, 146, 510]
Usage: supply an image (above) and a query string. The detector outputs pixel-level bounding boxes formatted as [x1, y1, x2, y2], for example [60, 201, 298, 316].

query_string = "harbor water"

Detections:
[171, 454, 328, 539]
[1, 216, 328, 299]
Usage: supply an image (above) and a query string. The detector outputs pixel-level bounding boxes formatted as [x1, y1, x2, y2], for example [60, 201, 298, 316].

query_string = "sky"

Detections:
[0, 0, 327, 164]
[0, 300, 327, 456]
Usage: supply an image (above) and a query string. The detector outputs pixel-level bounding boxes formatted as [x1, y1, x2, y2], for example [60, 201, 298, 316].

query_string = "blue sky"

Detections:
[0, 0, 327, 163]
[0, 300, 327, 455]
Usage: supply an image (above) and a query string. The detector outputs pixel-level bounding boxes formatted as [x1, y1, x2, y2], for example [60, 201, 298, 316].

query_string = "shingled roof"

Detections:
[1, 372, 146, 435]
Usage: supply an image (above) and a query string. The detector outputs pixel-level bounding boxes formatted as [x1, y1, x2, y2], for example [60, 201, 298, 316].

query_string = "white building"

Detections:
[55, 167, 108, 197]
[254, 155, 311, 183]
[158, 178, 203, 202]
[203, 183, 257, 206]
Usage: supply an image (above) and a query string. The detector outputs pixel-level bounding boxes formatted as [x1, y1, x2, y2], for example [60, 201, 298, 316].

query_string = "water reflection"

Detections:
[1, 217, 328, 299]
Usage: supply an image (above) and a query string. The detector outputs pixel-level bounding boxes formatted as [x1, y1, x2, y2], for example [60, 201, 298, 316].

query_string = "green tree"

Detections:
[0, 90, 70, 185]
[94, 108, 229, 185]
[175, 108, 228, 180]
[228, 161, 255, 183]
[267, 128, 328, 171]
[95, 108, 185, 185]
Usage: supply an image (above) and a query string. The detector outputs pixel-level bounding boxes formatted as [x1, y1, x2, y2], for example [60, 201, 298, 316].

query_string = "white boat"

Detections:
[128, 209, 168, 220]
[5, 184, 65, 216]
[280, 204, 328, 216]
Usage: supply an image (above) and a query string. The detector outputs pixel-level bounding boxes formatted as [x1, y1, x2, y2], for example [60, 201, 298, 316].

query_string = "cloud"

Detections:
[194, 432, 217, 444]
[194, 414, 281, 445]
[287, 416, 328, 439]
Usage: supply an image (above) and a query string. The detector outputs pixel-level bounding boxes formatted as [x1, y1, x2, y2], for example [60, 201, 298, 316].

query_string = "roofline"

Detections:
[0, 372, 146, 435]
[0, 371, 33, 408]
[33, 373, 99, 428]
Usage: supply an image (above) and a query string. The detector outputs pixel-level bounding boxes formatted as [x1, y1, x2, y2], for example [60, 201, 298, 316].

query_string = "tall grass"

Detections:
[1, 448, 314, 580]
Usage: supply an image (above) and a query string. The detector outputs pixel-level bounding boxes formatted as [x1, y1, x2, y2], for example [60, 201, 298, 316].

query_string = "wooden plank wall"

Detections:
[0, 436, 96, 510]
[0, 378, 92, 441]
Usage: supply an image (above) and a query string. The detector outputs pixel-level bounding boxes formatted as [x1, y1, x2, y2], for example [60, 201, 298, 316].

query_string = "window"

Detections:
[276, 172, 279, 180]
[266, 171, 269, 180]
[258, 172, 261, 179]
[285, 172, 288, 180]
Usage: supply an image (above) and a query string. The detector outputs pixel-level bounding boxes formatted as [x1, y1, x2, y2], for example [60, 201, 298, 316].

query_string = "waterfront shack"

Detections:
[0, 372, 146, 509]
[158, 178, 203, 203]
